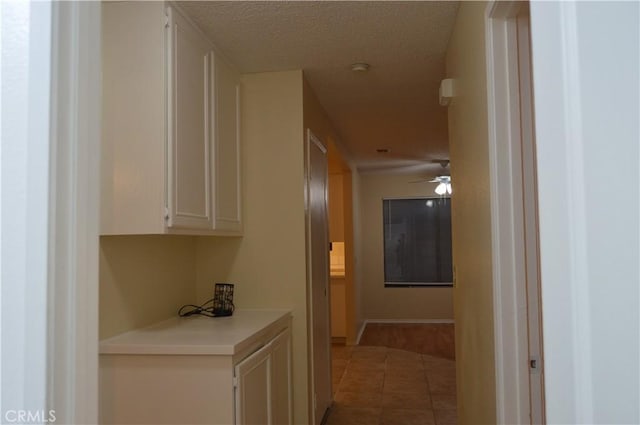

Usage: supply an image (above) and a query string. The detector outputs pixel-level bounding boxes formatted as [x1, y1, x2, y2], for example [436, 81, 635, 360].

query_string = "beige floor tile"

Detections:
[426, 372, 457, 395]
[332, 345, 355, 361]
[422, 356, 456, 374]
[385, 367, 425, 381]
[434, 409, 457, 425]
[353, 346, 389, 353]
[328, 327, 457, 425]
[387, 358, 425, 370]
[325, 406, 381, 425]
[380, 408, 436, 425]
[342, 369, 385, 382]
[384, 370, 427, 384]
[351, 351, 388, 363]
[333, 358, 349, 369]
[348, 359, 387, 372]
[431, 393, 457, 410]
[340, 375, 385, 393]
[383, 378, 429, 396]
[382, 390, 432, 409]
[335, 390, 383, 408]
[386, 349, 423, 362]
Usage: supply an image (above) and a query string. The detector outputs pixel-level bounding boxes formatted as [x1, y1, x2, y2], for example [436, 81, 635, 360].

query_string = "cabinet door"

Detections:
[234, 344, 271, 425]
[166, 7, 213, 229]
[270, 329, 292, 425]
[213, 56, 242, 233]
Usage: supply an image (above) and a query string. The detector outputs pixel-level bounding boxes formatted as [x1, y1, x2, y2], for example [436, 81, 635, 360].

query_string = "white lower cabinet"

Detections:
[234, 329, 292, 425]
[99, 311, 291, 425]
[269, 330, 293, 425]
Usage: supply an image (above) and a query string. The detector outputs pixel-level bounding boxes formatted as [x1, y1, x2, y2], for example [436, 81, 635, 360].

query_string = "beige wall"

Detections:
[328, 173, 344, 242]
[99, 235, 197, 339]
[351, 171, 365, 337]
[359, 173, 454, 321]
[445, 2, 496, 424]
[195, 71, 310, 424]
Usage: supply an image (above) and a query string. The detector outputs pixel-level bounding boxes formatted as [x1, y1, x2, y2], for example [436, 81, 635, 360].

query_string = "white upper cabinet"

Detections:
[101, 2, 242, 235]
[167, 7, 213, 230]
[213, 56, 242, 233]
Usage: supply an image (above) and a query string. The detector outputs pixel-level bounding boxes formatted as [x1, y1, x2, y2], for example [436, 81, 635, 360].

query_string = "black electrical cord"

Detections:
[178, 298, 216, 317]
[178, 298, 235, 318]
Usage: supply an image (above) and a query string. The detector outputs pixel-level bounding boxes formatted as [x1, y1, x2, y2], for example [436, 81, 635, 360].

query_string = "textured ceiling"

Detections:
[179, 1, 459, 174]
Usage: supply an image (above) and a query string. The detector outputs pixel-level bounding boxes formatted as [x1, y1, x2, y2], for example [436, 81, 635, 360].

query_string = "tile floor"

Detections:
[327, 345, 457, 425]
[359, 323, 455, 360]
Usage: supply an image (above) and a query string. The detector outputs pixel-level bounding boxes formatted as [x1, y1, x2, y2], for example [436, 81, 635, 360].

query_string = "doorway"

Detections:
[327, 140, 357, 349]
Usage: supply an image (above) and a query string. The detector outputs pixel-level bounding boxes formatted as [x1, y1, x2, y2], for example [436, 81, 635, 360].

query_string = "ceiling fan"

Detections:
[409, 160, 452, 195]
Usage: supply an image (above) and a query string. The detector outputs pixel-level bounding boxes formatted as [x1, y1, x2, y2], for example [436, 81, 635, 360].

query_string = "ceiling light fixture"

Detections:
[351, 63, 370, 72]
[431, 175, 452, 196]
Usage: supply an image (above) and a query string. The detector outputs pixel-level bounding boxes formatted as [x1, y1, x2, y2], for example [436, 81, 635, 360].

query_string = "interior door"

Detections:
[305, 130, 332, 424]
[516, 5, 546, 424]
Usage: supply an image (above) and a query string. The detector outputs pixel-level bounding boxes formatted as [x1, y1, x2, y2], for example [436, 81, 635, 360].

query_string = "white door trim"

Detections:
[485, 2, 532, 423]
[48, 2, 101, 423]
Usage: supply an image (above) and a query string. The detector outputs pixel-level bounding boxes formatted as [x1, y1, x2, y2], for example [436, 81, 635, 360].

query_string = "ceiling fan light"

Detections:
[435, 182, 447, 195]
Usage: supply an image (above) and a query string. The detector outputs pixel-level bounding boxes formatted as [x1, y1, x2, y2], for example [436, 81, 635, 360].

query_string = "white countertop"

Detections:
[100, 309, 291, 356]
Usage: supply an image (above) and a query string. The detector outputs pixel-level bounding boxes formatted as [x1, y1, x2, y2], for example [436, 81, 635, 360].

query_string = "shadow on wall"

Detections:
[99, 235, 197, 339]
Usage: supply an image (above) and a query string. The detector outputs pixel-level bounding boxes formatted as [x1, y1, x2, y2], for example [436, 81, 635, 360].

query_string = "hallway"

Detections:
[327, 344, 457, 425]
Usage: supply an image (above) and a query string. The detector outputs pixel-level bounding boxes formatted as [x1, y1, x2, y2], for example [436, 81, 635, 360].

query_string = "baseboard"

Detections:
[355, 322, 367, 345]
[364, 319, 455, 324]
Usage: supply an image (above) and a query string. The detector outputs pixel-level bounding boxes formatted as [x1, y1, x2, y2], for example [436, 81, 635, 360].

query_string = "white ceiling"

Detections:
[179, 1, 459, 174]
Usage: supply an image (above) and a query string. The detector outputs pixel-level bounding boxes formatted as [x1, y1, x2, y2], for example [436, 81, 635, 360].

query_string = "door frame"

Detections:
[527, 2, 640, 423]
[49, 2, 101, 422]
[485, 1, 538, 423]
[1, 2, 101, 423]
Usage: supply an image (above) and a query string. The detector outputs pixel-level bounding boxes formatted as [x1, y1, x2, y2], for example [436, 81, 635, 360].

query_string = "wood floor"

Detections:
[326, 324, 457, 425]
[359, 323, 455, 360]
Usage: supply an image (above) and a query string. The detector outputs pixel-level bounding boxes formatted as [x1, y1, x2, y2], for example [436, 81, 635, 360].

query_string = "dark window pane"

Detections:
[383, 198, 453, 286]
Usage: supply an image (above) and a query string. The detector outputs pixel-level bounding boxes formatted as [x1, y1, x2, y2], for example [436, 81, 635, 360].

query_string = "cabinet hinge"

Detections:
[164, 14, 170, 28]
[164, 206, 170, 221]
[232, 376, 238, 388]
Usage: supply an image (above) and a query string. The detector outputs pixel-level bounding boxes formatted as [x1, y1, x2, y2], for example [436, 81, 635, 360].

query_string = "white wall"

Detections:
[359, 173, 454, 321]
[530, 2, 639, 423]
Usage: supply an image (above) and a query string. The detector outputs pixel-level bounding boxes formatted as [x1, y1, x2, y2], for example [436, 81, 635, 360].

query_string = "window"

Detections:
[383, 198, 453, 287]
